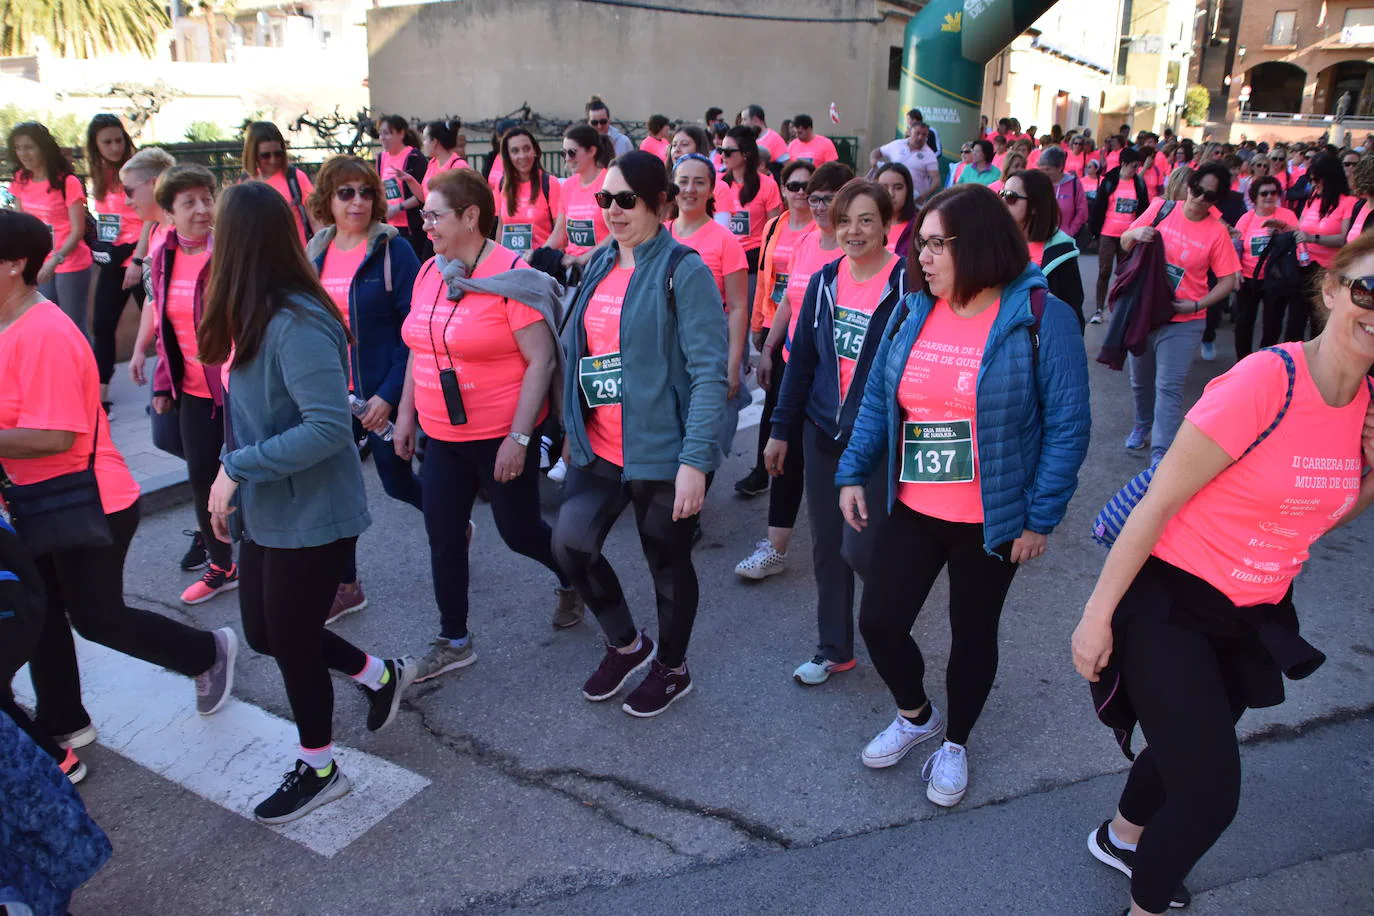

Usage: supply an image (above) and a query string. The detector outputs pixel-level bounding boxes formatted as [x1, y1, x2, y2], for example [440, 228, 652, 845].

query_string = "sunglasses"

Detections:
[589, 118, 609, 127]
[1256, 189, 1279, 197]
[914, 234, 956, 255]
[808, 194, 835, 208]
[335, 186, 377, 202]
[594, 190, 640, 210]
[259, 150, 286, 160]
[1189, 185, 1221, 203]
[1340, 275, 1374, 310]
[999, 190, 1028, 203]
[562, 148, 581, 159]
[1346, 160, 1361, 168]
[785, 181, 809, 193]
[720, 147, 741, 158]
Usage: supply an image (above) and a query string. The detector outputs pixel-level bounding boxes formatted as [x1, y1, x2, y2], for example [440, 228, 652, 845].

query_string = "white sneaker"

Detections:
[1089, 308, 1103, 325]
[922, 740, 969, 807]
[861, 708, 944, 769]
[1200, 340, 1216, 361]
[547, 457, 568, 483]
[734, 539, 787, 580]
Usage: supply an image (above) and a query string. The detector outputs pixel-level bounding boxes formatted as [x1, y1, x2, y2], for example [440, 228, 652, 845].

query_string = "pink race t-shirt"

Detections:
[92, 179, 144, 251]
[783, 232, 843, 357]
[401, 247, 546, 443]
[756, 128, 788, 165]
[1234, 208, 1299, 278]
[582, 266, 633, 467]
[0, 302, 139, 515]
[379, 147, 415, 229]
[1153, 344, 1370, 606]
[764, 217, 815, 322]
[886, 220, 909, 255]
[497, 176, 561, 253]
[713, 174, 782, 252]
[669, 218, 747, 301]
[639, 135, 670, 161]
[560, 171, 609, 258]
[1297, 195, 1357, 268]
[895, 298, 999, 523]
[1129, 199, 1241, 317]
[786, 136, 838, 166]
[1347, 200, 1373, 244]
[1101, 179, 1142, 238]
[167, 249, 211, 398]
[262, 169, 316, 245]
[7, 174, 93, 273]
[834, 253, 895, 402]
[320, 239, 366, 351]
[421, 153, 468, 199]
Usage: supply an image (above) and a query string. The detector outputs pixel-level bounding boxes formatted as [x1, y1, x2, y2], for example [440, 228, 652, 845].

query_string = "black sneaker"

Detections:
[363, 657, 415, 732]
[734, 467, 770, 497]
[582, 632, 655, 701]
[1088, 820, 1192, 908]
[180, 530, 208, 571]
[623, 659, 693, 717]
[254, 760, 352, 824]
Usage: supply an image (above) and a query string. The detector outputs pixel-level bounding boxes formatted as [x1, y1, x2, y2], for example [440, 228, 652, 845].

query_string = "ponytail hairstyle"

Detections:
[378, 114, 421, 150]
[86, 113, 135, 201]
[564, 123, 614, 169]
[424, 119, 461, 154]
[498, 127, 545, 218]
[723, 125, 762, 206]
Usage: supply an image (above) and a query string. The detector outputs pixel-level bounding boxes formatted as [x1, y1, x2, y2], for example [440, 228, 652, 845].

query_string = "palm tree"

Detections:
[0, 0, 170, 59]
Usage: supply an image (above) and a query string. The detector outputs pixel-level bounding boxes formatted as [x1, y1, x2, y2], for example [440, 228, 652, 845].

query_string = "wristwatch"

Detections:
[132, 257, 145, 267]
[509, 432, 531, 447]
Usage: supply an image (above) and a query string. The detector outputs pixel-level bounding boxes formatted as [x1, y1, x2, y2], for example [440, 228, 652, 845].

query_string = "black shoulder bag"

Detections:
[0, 407, 113, 557]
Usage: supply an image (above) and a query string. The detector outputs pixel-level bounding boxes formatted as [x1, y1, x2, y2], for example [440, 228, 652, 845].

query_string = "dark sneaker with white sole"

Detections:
[364, 657, 415, 732]
[582, 632, 654, 701]
[622, 659, 693, 717]
[1089, 820, 1192, 908]
[254, 760, 352, 824]
[180, 529, 208, 571]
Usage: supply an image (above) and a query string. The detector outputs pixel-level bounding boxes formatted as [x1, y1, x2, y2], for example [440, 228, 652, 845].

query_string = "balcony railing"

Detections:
[1239, 111, 1374, 130]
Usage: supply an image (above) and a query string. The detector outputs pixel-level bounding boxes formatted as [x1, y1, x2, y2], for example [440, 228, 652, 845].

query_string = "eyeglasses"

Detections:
[1269, 156, 1285, 162]
[999, 190, 1028, 203]
[720, 147, 741, 158]
[1256, 189, 1279, 197]
[335, 186, 377, 202]
[562, 148, 581, 159]
[259, 150, 286, 160]
[1189, 185, 1221, 203]
[807, 194, 835, 208]
[594, 190, 640, 210]
[420, 208, 455, 224]
[785, 181, 809, 193]
[589, 118, 609, 127]
[960, 147, 973, 154]
[914, 234, 957, 255]
[1339, 275, 1374, 310]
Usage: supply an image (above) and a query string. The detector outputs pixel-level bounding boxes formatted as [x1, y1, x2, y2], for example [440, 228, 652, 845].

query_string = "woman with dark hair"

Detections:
[1293, 154, 1355, 335]
[715, 125, 782, 281]
[710, 121, 730, 173]
[956, 139, 1001, 186]
[1119, 162, 1241, 461]
[393, 168, 579, 675]
[765, 179, 907, 686]
[1001, 168, 1085, 326]
[395, 119, 469, 205]
[838, 184, 1089, 807]
[640, 114, 672, 161]
[1072, 231, 1374, 916]
[547, 124, 614, 273]
[1343, 155, 1374, 242]
[670, 125, 712, 165]
[875, 162, 916, 257]
[735, 161, 851, 580]
[0, 208, 235, 785]
[199, 182, 411, 824]
[493, 127, 561, 256]
[375, 114, 427, 244]
[553, 151, 727, 717]
[4, 122, 92, 332]
[303, 155, 422, 621]
[85, 113, 146, 410]
[1232, 175, 1299, 358]
[241, 121, 315, 244]
[129, 165, 238, 601]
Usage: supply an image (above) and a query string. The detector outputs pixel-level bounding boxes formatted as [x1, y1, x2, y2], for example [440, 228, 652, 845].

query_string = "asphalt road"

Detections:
[52, 257, 1374, 915]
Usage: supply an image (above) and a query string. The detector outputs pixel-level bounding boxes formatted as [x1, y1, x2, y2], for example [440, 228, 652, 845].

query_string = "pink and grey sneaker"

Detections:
[181, 563, 239, 606]
[326, 581, 368, 625]
[622, 659, 693, 718]
[60, 748, 88, 785]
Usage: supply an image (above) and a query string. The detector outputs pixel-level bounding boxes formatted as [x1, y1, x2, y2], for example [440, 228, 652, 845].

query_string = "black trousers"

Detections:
[765, 353, 805, 530]
[552, 459, 699, 669]
[858, 503, 1018, 745]
[91, 247, 145, 385]
[0, 549, 64, 763]
[239, 537, 366, 750]
[179, 393, 233, 569]
[27, 502, 216, 735]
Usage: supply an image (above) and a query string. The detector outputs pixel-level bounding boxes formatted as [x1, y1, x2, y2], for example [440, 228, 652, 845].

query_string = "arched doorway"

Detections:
[1317, 60, 1374, 116]
[1245, 61, 1306, 114]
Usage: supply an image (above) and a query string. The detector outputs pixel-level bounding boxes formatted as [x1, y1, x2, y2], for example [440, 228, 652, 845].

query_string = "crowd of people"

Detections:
[2, 101, 1373, 916]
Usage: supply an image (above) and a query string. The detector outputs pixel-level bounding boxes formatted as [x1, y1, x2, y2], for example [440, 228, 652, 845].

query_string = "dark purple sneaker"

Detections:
[622, 659, 693, 718]
[582, 632, 655, 701]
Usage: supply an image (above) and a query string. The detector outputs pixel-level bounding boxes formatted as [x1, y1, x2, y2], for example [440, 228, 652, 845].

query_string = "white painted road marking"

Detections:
[16, 636, 429, 857]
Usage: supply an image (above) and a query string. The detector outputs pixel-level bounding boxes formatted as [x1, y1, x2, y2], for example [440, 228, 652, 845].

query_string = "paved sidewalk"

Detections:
[106, 357, 188, 505]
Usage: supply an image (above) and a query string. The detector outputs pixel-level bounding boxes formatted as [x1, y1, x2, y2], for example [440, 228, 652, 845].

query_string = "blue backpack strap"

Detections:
[663, 244, 694, 314]
[1241, 347, 1297, 459]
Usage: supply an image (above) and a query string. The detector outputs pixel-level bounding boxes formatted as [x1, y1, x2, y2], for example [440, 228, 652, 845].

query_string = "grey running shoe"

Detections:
[196, 627, 238, 716]
[413, 636, 477, 683]
[552, 586, 584, 629]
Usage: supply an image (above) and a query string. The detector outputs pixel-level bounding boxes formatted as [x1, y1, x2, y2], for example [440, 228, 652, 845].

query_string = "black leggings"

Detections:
[0, 553, 64, 763]
[552, 459, 699, 669]
[27, 502, 217, 735]
[92, 247, 145, 385]
[858, 503, 1018, 745]
[1114, 562, 1249, 914]
[420, 435, 567, 640]
[766, 353, 805, 530]
[179, 393, 233, 569]
[239, 537, 366, 750]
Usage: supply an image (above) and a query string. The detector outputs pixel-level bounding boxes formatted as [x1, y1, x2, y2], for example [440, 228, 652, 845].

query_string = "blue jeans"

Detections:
[1128, 318, 1205, 453]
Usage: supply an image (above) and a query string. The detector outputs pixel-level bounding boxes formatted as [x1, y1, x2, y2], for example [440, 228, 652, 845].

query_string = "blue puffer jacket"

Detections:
[836, 264, 1091, 556]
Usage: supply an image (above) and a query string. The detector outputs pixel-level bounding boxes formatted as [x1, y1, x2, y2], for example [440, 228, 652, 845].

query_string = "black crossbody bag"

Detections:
[0, 408, 113, 557]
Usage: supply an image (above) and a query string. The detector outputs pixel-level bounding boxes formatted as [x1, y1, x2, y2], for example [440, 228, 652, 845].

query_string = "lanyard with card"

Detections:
[423, 261, 471, 426]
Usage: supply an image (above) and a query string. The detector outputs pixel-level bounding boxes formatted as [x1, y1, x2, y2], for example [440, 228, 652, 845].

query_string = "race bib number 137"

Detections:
[900, 420, 975, 484]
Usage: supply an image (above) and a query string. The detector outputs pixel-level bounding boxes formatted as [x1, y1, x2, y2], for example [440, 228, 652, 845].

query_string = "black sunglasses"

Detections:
[720, 147, 741, 157]
[594, 190, 640, 210]
[1256, 189, 1279, 197]
[1339, 275, 1374, 310]
[562, 148, 581, 159]
[259, 150, 286, 160]
[589, 118, 609, 126]
[1190, 185, 1221, 203]
[785, 181, 808, 193]
[335, 186, 377, 202]
[999, 190, 1028, 203]
[1345, 160, 1361, 168]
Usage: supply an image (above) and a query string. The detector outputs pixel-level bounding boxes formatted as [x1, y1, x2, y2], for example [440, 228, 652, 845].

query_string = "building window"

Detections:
[1343, 8, 1374, 44]
[888, 47, 902, 91]
[1269, 11, 1296, 46]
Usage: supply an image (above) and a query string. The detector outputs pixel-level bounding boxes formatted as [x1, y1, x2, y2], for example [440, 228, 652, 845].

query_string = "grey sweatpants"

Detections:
[1128, 318, 1205, 453]
[39, 268, 93, 342]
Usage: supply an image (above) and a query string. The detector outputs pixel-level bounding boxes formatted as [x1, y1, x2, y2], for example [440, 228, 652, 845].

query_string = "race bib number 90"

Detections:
[579, 352, 623, 408]
[502, 223, 534, 251]
[728, 210, 750, 237]
[901, 420, 975, 484]
[832, 307, 871, 361]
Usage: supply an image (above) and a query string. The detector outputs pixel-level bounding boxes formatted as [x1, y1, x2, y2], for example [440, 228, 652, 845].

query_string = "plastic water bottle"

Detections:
[349, 395, 393, 442]
[1296, 241, 1311, 267]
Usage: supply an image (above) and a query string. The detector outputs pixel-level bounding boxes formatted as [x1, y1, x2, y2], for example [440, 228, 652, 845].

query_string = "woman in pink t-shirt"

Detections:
[402, 119, 469, 202]
[1231, 176, 1300, 359]
[0, 209, 235, 785]
[492, 128, 561, 256]
[714, 126, 783, 267]
[1344, 155, 1374, 245]
[4, 122, 92, 334]
[1294, 155, 1356, 339]
[545, 124, 614, 276]
[393, 168, 578, 673]
[1072, 234, 1374, 916]
[242, 121, 316, 246]
[638, 115, 672, 161]
[375, 115, 427, 246]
